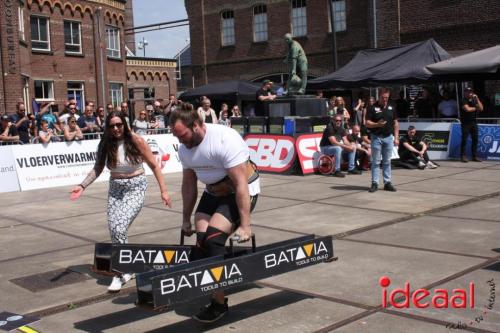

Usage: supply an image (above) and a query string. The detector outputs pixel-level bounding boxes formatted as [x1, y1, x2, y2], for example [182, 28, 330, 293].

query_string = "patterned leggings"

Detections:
[107, 174, 147, 244]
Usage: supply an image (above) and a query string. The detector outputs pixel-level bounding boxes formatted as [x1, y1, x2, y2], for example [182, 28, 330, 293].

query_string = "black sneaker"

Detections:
[384, 182, 397, 192]
[348, 169, 362, 175]
[368, 182, 378, 193]
[332, 171, 345, 178]
[193, 298, 228, 323]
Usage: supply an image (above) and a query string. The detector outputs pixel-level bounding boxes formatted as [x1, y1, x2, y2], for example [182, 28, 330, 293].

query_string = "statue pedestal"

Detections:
[266, 96, 327, 117]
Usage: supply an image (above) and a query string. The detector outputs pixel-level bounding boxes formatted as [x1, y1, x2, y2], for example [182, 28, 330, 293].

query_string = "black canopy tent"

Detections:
[426, 45, 500, 81]
[179, 80, 261, 104]
[308, 39, 451, 89]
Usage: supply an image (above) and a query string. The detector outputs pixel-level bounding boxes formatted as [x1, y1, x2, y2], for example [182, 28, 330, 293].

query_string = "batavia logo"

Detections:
[264, 241, 329, 269]
[119, 249, 189, 266]
[160, 263, 242, 295]
[379, 276, 475, 309]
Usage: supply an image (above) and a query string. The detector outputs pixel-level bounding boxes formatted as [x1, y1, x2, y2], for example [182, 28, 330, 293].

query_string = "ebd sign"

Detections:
[111, 245, 191, 273]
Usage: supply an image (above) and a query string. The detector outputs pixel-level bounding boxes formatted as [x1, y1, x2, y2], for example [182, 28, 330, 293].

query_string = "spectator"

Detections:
[152, 100, 166, 129]
[78, 104, 99, 134]
[164, 95, 179, 125]
[132, 110, 150, 135]
[319, 115, 360, 177]
[59, 102, 80, 125]
[36, 102, 58, 131]
[396, 91, 410, 119]
[0, 115, 20, 143]
[64, 116, 83, 141]
[333, 96, 351, 129]
[197, 98, 218, 124]
[120, 102, 131, 128]
[96, 106, 105, 131]
[327, 96, 337, 117]
[460, 87, 483, 162]
[39, 119, 60, 143]
[368, 96, 376, 107]
[398, 126, 438, 169]
[231, 105, 242, 118]
[352, 98, 366, 127]
[348, 125, 371, 171]
[438, 90, 458, 118]
[12, 102, 31, 144]
[106, 103, 114, 115]
[414, 88, 435, 118]
[54, 119, 65, 136]
[219, 104, 231, 127]
[255, 80, 276, 116]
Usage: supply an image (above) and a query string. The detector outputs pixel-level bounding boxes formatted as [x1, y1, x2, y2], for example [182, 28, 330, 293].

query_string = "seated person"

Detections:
[319, 115, 361, 177]
[398, 126, 437, 169]
[64, 116, 83, 141]
[39, 119, 61, 143]
[347, 125, 371, 171]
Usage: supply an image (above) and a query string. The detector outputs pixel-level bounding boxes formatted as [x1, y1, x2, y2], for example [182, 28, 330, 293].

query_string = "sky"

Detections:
[131, 0, 190, 59]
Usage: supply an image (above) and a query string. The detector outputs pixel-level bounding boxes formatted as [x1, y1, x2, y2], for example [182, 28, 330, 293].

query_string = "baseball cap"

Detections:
[263, 79, 272, 85]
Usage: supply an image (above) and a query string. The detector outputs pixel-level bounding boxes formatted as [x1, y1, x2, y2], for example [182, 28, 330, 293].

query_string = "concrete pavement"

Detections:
[0, 160, 499, 332]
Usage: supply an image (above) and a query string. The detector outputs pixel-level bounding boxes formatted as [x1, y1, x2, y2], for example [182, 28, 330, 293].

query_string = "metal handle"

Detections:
[229, 233, 256, 255]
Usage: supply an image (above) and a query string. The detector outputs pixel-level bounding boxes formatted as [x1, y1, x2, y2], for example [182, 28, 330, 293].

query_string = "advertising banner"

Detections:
[295, 133, 322, 174]
[448, 123, 500, 161]
[398, 122, 453, 160]
[244, 134, 296, 173]
[11, 134, 182, 191]
[0, 146, 21, 193]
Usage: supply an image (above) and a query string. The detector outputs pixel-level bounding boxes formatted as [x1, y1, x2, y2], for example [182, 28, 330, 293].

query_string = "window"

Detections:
[34, 80, 54, 101]
[291, 0, 307, 37]
[67, 82, 85, 111]
[331, 0, 346, 32]
[253, 5, 268, 42]
[109, 83, 123, 107]
[144, 87, 155, 100]
[220, 10, 235, 46]
[30, 16, 50, 51]
[64, 21, 82, 54]
[18, 7, 25, 40]
[106, 26, 121, 58]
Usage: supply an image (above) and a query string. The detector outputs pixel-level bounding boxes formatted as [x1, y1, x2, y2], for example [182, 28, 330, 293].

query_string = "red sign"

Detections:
[245, 134, 296, 173]
[295, 133, 322, 174]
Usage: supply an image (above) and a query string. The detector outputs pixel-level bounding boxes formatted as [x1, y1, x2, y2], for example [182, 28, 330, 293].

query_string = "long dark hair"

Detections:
[96, 111, 141, 169]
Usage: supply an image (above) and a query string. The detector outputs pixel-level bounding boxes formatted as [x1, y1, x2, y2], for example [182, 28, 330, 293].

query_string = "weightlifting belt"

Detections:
[206, 160, 259, 197]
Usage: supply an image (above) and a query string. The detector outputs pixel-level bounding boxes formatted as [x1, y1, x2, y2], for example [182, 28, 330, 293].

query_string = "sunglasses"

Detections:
[109, 123, 124, 129]
[70, 121, 76, 124]
[335, 120, 342, 123]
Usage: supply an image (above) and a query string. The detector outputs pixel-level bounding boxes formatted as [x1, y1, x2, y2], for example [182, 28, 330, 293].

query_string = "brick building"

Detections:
[0, 0, 177, 117]
[185, 0, 500, 87]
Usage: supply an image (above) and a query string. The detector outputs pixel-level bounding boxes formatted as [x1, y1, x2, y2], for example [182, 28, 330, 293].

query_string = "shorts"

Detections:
[195, 191, 258, 226]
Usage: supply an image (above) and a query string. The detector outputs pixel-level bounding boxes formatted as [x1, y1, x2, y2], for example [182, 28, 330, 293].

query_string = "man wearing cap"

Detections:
[255, 80, 276, 117]
[460, 87, 483, 162]
[0, 115, 20, 142]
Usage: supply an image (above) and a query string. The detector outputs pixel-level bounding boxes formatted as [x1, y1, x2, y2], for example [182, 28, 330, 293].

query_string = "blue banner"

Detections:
[449, 123, 500, 161]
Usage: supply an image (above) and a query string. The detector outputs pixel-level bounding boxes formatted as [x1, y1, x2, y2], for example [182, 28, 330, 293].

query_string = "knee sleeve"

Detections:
[190, 232, 206, 261]
[203, 226, 229, 257]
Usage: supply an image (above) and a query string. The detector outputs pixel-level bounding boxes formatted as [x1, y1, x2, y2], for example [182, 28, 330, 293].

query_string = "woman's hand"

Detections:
[161, 191, 172, 208]
[70, 185, 84, 200]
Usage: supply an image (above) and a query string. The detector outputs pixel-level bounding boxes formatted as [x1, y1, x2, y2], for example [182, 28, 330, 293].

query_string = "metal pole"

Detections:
[372, 0, 377, 48]
[328, 0, 338, 71]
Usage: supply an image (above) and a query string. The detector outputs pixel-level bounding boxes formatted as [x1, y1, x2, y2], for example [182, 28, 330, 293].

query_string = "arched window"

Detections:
[291, 0, 307, 37]
[221, 10, 235, 46]
[253, 5, 268, 42]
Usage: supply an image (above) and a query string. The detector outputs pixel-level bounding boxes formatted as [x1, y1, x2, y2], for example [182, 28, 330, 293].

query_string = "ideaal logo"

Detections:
[119, 249, 189, 269]
[160, 263, 242, 295]
[264, 241, 329, 269]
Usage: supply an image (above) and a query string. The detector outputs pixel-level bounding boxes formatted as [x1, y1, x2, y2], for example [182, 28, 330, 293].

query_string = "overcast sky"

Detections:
[132, 0, 190, 59]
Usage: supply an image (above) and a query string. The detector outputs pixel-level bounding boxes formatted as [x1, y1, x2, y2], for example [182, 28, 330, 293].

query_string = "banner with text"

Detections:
[448, 123, 500, 161]
[0, 146, 21, 193]
[244, 134, 296, 173]
[398, 122, 453, 160]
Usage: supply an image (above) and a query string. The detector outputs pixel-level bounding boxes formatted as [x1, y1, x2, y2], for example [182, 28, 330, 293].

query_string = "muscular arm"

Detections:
[182, 168, 198, 224]
[227, 162, 251, 230]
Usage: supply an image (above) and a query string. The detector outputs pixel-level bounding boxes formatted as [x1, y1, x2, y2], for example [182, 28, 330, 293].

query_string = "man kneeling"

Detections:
[398, 126, 438, 169]
[319, 115, 361, 177]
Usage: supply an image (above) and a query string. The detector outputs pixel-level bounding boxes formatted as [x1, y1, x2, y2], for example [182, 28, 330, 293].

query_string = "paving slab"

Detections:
[396, 177, 500, 197]
[252, 202, 405, 236]
[262, 240, 482, 307]
[445, 168, 500, 182]
[0, 216, 22, 228]
[394, 265, 500, 333]
[432, 196, 500, 222]
[319, 189, 470, 214]
[346, 216, 500, 258]
[0, 187, 69, 208]
[438, 160, 498, 169]
[332, 312, 458, 333]
[260, 181, 370, 201]
[390, 166, 473, 178]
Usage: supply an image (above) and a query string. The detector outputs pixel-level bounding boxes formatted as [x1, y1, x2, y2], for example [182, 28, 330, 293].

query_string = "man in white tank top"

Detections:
[170, 103, 260, 323]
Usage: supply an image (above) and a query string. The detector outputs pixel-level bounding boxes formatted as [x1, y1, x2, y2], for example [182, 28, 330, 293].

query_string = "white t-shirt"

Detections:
[179, 124, 260, 195]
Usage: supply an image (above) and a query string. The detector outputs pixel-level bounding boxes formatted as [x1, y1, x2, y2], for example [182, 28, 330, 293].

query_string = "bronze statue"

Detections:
[283, 33, 308, 95]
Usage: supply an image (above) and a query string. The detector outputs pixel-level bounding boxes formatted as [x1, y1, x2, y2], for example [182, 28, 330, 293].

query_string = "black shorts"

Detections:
[195, 191, 258, 226]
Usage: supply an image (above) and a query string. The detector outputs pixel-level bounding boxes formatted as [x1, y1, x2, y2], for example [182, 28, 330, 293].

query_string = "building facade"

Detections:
[0, 0, 177, 117]
[185, 0, 500, 86]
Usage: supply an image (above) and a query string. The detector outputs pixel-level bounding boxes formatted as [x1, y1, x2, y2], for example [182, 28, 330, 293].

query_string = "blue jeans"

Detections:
[321, 145, 356, 171]
[370, 134, 394, 184]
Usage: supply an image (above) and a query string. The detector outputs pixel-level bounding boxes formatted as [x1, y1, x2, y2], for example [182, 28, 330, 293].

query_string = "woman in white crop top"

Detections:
[70, 111, 172, 292]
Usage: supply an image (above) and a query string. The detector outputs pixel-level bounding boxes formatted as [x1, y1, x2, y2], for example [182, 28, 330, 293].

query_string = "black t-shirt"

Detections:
[414, 98, 433, 118]
[396, 98, 410, 118]
[398, 135, 422, 154]
[320, 122, 346, 147]
[347, 133, 363, 145]
[11, 114, 30, 143]
[255, 88, 271, 116]
[1, 124, 19, 138]
[366, 102, 397, 137]
[460, 98, 478, 123]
